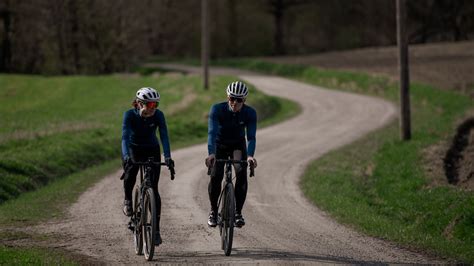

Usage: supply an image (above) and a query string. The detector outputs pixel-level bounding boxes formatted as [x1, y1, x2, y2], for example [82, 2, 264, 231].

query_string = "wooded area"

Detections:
[1, 0, 473, 74]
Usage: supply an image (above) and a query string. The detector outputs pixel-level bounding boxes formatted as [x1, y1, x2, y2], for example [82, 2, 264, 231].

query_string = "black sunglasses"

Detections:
[229, 97, 244, 103]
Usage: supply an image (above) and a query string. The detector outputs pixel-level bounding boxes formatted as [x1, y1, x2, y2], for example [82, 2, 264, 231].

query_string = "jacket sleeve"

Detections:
[246, 108, 257, 157]
[157, 111, 171, 158]
[121, 111, 132, 159]
[207, 104, 218, 155]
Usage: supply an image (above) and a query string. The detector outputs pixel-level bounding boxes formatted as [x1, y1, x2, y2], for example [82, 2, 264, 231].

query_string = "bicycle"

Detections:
[128, 157, 175, 261]
[208, 159, 254, 256]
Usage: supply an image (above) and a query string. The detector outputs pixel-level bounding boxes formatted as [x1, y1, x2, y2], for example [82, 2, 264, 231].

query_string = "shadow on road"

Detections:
[154, 248, 391, 264]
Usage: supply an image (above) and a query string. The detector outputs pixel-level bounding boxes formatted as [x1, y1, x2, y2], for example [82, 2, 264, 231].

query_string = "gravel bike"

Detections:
[129, 157, 175, 261]
[208, 159, 254, 256]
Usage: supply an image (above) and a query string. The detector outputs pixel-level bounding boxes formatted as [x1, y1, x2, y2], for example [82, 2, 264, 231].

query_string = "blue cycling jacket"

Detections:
[121, 108, 171, 159]
[208, 102, 257, 156]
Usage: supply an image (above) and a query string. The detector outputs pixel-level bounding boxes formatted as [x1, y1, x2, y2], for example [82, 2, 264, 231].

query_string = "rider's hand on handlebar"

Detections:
[247, 156, 257, 168]
[122, 156, 132, 169]
[165, 157, 175, 180]
[165, 157, 175, 168]
[205, 154, 216, 168]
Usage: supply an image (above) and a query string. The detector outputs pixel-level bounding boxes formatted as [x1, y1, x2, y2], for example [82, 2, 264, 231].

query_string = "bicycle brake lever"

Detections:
[169, 167, 175, 180]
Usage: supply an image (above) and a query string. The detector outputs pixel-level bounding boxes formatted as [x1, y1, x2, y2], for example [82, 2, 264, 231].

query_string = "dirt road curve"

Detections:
[37, 66, 444, 264]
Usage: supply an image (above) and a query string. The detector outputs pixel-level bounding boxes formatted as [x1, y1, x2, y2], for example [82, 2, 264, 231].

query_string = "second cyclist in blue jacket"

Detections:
[205, 81, 258, 228]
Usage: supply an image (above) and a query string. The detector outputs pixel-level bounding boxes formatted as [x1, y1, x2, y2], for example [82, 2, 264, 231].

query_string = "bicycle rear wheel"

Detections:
[143, 188, 157, 261]
[221, 184, 235, 256]
[133, 188, 143, 255]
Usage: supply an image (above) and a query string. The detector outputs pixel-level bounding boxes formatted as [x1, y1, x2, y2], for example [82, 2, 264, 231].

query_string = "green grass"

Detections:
[0, 160, 119, 265]
[215, 58, 474, 263]
[0, 159, 121, 226]
[0, 245, 77, 265]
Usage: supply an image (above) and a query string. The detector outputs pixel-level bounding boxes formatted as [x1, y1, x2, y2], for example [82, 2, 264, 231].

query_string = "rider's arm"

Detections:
[121, 110, 132, 159]
[246, 108, 257, 157]
[157, 110, 171, 158]
[207, 104, 219, 156]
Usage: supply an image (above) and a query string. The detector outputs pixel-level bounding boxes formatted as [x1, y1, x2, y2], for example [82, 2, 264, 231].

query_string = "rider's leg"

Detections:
[152, 173, 161, 221]
[153, 190, 162, 245]
[123, 162, 139, 206]
[207, 145, 229, 226]
[233, 149, 248, 215]
[235, 153, 248, 213]
[151, 162, 161, 229]
[232, 145, 248, 227]
[208, 144, 229, 213]
[124, 145, 146, 202]
[123, 145, 147, 216]
[144, 146, 161, 221]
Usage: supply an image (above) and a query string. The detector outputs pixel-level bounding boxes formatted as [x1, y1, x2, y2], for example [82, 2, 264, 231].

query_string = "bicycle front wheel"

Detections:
[221, 184, 235, 256]
[133, 188, 143, 255]
[143, 188, 157, 261]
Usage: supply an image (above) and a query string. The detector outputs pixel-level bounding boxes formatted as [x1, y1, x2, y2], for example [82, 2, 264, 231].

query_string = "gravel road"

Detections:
[36, 66, 444, 264]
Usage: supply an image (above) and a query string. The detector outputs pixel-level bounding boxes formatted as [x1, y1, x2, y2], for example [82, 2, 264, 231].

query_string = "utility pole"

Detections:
[201, 0, 209, 90]
[397, 0, 411, 140]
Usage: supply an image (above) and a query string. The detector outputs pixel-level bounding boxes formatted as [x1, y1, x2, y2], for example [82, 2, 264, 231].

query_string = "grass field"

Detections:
[0, 246, 77, 265]
[214, 59, 474, 263]
[0, 72, 299, 263]
[0, 73, 298, 204]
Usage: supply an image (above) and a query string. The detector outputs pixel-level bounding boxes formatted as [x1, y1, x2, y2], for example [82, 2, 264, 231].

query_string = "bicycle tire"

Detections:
[218, 185, 228, 250]
[222, 184, 235, 256]
[133, 188, 143, 255]
[143, 187, 156, 261]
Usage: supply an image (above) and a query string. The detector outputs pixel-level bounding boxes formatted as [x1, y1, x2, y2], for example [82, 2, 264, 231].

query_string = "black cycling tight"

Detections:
[208, 143, 248, 214]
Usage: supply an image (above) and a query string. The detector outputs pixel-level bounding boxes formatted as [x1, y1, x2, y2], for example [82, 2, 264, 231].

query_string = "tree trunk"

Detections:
[1, 0, 12, 72]
[273, 0, 285, 55]
[68, 0, 80, 73]
[227, 0, 238, 56]
[201, 0, 209, 89]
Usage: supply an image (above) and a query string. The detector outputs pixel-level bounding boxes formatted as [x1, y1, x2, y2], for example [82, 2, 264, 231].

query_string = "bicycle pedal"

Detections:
[234, 221, 245, 228]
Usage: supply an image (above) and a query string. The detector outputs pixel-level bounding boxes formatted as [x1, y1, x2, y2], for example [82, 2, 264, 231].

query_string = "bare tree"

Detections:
[227, 0, 238, 56]
[0, 0, 13, 72]
[408, 0, 474, 43]
[68, 0, 81, 73]
[261, 0, 310, 55]
[46, 0, 70, 74]
[2, 0, 474, 74]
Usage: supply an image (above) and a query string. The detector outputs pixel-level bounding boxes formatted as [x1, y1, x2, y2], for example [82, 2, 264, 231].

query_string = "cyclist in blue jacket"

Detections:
[205, 81, 258, 228]
[121, 87, 174, 245]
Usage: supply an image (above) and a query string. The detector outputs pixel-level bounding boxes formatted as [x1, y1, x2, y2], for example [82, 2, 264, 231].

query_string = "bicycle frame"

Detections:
[209, 158, 254, 256]
[130, 157, 174, 261]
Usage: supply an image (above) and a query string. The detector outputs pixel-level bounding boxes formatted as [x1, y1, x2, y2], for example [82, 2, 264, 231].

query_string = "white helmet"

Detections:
[226, 81, 248, 98]
[136, 87, 160, 102]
